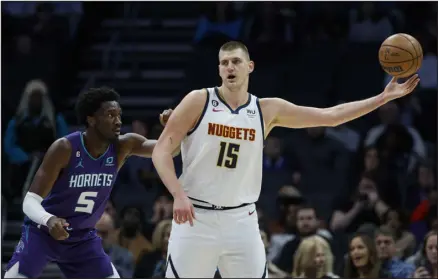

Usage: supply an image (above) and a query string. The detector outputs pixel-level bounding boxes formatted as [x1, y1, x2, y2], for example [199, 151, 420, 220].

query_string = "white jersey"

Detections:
[179, 87, 265, 206]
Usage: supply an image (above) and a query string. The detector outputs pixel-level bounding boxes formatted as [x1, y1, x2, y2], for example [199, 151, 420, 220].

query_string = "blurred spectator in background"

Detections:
[331, 172, 389, 233]
[355, 146, 393, 199]
[361, 147, 380, 173]
[344, 234, 387, 278]
[263, 136, 288, 171]
[105, 199, 118, 221]
[381, 209, 416, 259]
[118, 207, 153, 265]
[348, 2, 393, 42]
[268, 185, 304, 261]
[115, 119, 166, 224]
[375, 227, 415, 278]
[287, 127, 349, 196]
[407, 161, 437, 242]
[292, 235, 339, 278]
[117, 120, 157, 193]
[274, 204, 328, 273]
[407, 161, 437, 211]
[411, 231, 437, 278]
[364, 101, 426, 172]
[4, 79, 68, 200]
[1, 2, 436, 278]
[96, 212, 134, 278]
[150, 194, 173, 225]
[259, 229, 288, 278]
[134, 220, 172, 278]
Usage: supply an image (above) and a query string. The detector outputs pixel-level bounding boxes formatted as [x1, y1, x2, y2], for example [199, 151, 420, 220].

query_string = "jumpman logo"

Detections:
[75, 159, 84, 168]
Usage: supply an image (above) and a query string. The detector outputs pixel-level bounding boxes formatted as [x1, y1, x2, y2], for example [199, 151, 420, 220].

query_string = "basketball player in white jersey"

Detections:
[152, 41, 419, 278]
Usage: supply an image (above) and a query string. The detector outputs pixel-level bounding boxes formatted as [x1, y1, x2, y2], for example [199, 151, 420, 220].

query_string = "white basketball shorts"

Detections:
[165, 201, 267, 278]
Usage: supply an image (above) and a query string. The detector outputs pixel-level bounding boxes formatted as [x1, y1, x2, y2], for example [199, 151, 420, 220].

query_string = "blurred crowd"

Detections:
[2, 1, 437, 278]
[195, 2, 436, 48]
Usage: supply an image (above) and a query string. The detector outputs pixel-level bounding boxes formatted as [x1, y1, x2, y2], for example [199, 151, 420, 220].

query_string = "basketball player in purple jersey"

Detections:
[4, 87, 175, 278]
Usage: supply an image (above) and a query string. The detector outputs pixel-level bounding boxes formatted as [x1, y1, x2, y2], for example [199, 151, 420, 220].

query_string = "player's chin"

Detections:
[113, 129, 121, 136]
[225, 80, 239, 87]
[109, 132, 120, 141]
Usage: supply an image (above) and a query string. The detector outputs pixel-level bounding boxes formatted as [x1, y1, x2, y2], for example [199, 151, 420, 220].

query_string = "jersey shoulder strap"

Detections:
[188, 88, 210, 136]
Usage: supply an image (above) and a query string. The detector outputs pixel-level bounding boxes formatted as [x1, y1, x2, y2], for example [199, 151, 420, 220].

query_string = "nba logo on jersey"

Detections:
[105, 157, 114, 167]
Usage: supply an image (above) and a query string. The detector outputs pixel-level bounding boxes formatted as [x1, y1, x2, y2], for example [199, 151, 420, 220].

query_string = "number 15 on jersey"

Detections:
[217, 141, 240, 169]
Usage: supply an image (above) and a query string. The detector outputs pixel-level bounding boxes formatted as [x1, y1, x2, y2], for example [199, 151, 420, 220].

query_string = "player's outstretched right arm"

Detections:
[23, 138, 71, 240]
[152, 89, 207, 226]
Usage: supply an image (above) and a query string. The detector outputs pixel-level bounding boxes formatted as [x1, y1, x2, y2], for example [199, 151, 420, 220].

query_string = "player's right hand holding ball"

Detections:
[47, 216, 70, 240]
[173, 193, 196, 226]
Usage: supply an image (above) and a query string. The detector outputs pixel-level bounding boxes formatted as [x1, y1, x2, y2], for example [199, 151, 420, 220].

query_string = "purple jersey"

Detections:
[40, 131, 118, 231]
[6, 131, 120, 278]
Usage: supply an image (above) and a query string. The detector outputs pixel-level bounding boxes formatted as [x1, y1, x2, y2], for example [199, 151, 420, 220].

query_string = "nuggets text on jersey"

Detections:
[207, 123, 256, 141]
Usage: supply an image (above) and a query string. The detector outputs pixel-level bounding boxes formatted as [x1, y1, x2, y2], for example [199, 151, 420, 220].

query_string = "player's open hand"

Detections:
[159, 109, 173, 127]
[173, 193, 196, 226]
[383, 74, 420, 102]
[47, 216, 70, 240]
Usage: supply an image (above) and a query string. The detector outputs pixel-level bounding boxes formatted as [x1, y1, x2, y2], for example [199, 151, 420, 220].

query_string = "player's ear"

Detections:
[248, 60, 254, 74]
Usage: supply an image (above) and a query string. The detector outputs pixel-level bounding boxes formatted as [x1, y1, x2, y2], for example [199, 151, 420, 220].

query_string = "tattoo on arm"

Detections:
[169, 137, 173, 144]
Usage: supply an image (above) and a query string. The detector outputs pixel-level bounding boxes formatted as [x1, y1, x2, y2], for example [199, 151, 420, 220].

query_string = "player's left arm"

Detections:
[261, 75, 419, 130]
[119, 134, 181, 160]
[118, 109, 180, 159]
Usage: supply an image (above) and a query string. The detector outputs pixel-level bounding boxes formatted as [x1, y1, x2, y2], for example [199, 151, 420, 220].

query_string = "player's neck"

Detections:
[83, 130, 110, 158]
[218, 85, 248, 110]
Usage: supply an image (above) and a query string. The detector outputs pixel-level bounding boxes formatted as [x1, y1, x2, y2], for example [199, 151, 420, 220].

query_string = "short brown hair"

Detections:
[375, 225, 395, 240]
[219, 41, 250, 60]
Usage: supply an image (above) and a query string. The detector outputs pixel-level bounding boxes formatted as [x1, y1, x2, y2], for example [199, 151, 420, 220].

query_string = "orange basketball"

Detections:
[379, 33, 423, 78]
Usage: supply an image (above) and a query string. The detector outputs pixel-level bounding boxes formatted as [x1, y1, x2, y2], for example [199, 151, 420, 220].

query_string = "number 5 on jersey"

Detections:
[217, 142, 240, 169]
[75, 191, 98, 214]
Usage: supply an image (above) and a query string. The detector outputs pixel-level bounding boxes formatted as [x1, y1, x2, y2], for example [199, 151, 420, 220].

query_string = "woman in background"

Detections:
[292, 235, 339, 278]
[413, 230, 437, 278]
[344, 234, 387, 278]
[4, 79, 68, 200]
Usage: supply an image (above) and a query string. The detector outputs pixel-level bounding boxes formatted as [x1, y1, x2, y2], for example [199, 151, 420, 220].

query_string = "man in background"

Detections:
[96, 212, 135, 278]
